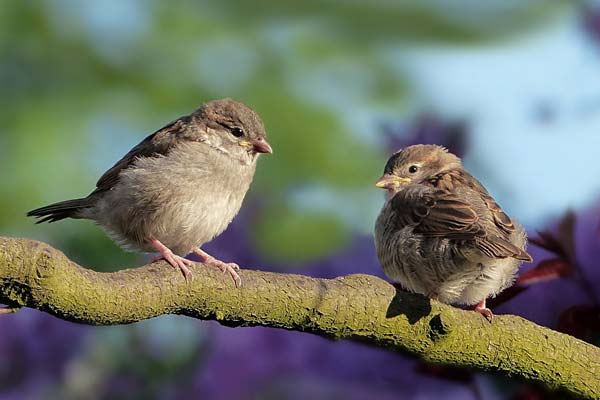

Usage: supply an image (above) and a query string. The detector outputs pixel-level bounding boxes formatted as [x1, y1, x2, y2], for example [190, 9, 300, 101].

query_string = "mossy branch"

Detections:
[0, 237, 598, 398]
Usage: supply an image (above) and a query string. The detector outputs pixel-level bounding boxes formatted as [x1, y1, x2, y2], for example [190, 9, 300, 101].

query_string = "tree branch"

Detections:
[1, 237, 598, 398]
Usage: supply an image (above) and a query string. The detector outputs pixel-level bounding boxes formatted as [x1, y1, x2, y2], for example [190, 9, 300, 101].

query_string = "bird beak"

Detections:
[375, 174, 411, 189]
[240, 138, 273, 154]
[252, 138, 273, 154]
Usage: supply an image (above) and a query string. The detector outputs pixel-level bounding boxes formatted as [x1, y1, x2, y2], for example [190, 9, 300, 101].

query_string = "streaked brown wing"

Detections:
[454, 170, 515, 235]
[92, 117, 190, 194]
[391, 186, 482, 239]
[476, 235, 532, 262]
[390, 185, 530, 261]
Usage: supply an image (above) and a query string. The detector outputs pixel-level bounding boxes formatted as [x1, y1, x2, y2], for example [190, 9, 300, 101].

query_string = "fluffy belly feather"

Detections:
[374, 215, 520, 305]
[89, 142, 255, 255]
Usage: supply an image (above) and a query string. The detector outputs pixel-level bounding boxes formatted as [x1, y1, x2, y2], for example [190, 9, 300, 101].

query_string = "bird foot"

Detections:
[474, 300, 493, 323]
[150, 239, 193, 281]
[194, 249, 241, 287]
[0, 306, 21, 315]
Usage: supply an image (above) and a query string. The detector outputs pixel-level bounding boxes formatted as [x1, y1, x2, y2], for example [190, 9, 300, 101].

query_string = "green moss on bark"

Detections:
[1, 237, 598, 399]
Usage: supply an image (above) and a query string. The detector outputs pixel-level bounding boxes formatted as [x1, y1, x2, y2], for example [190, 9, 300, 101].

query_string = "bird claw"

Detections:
[150, 239, 194, 281]
[0, 305, 22, 315]
[474, 300, 493, 323]
[172, 256, 194, 282]
[155, 253, 194, 281]
[207, 259, 242, 288]
[214, 262, 242, 288]
[193, 250, 242, 287]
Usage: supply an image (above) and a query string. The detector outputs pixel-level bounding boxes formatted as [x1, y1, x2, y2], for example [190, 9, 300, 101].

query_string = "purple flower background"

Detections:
[3, 111, 599, 400]
[1, 2, 600, 400]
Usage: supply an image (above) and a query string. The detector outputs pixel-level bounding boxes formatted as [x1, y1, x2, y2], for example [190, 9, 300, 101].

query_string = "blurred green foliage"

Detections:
[1, 2, 585, 398]
[0, 0, 570, 270]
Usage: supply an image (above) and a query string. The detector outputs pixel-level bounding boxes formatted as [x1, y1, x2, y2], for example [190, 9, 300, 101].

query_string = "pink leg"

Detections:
[193, 249, 241, 288]
[150, 239, 193, 281]
[0, 306, 20, 315]
[474, 299, 493, 322]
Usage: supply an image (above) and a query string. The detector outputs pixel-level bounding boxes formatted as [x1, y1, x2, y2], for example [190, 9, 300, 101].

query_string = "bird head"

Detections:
[194, 98, 273, 161]
[375, 144, 462, 195]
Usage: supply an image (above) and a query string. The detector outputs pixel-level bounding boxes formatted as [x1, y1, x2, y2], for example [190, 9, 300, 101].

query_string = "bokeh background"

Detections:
[1, 1, 599, 399]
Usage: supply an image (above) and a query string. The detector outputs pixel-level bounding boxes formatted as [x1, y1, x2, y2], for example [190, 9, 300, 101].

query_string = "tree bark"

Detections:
[0, 237, 598, 399]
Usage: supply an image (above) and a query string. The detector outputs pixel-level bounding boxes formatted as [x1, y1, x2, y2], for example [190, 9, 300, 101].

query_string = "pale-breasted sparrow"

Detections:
[28, 98, 272, 286]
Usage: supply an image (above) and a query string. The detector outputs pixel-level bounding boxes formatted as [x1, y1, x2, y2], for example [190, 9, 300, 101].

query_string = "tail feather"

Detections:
[27, 198, 92, 223]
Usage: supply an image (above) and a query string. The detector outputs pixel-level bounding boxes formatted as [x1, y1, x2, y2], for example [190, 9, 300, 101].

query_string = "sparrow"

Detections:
[374, 144, 531, 321]
[27, 98, 272, 286]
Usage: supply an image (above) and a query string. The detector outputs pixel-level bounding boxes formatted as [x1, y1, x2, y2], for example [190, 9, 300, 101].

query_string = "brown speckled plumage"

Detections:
[374, 145, 531, 319]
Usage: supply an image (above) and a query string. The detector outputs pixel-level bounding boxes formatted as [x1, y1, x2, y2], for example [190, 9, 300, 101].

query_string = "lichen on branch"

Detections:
[0, 237, 598, 399]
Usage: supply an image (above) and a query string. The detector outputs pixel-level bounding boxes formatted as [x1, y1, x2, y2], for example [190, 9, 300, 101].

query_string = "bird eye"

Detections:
[231, 127, 244, 137]
[408, 165, 418, 173]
